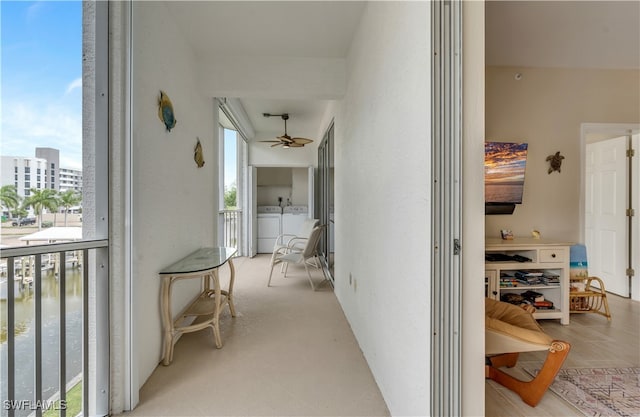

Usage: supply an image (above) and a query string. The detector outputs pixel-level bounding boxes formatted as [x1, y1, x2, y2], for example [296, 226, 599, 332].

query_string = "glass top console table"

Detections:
[159, 247, 237, 365]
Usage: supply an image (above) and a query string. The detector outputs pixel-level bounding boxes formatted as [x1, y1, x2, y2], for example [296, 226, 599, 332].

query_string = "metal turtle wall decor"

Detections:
[194, 138, 205, 168]
[546, 151, 565, 174]
[158, 90, 177, 132]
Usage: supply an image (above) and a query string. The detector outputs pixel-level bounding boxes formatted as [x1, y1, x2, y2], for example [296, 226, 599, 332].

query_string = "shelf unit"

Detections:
[485, 238, 571, 325]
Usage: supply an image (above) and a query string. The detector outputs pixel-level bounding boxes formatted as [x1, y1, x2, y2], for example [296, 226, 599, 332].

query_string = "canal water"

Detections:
[1, 263, 83, 417]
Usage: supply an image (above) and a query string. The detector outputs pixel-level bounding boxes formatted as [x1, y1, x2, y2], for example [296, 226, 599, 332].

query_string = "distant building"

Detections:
[35, 147, 60, 191]
[1, 148, 82, 199]
[59, 167, 83, 193]
[0, 156, 49, 198]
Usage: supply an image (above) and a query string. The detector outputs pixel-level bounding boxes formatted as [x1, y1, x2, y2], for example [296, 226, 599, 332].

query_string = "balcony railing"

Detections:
[219, 210, 242, 254]
[1, 240, 108, 417]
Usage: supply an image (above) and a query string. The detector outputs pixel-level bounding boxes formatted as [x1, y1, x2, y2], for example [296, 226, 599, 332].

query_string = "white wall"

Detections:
[332, 3, 431, 415]
[132, 2, 218, 388]
[291, 168, 308, 206]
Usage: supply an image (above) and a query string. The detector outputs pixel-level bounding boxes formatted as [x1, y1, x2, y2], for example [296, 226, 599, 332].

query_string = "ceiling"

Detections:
[165, 1, 365, 140]
[168, 1, 640, 141]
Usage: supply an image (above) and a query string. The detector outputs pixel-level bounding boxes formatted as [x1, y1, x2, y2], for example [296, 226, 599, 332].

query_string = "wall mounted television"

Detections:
[484, 141, 528, 215]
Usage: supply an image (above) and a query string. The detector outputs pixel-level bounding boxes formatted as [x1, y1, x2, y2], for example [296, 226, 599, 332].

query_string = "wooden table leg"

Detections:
[160, 276, 174, 365]
[227, 258, 236, 317]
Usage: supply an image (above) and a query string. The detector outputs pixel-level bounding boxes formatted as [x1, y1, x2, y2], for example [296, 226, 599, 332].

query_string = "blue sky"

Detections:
[1, 1, 83, 170]
[223, 128, 237, 189]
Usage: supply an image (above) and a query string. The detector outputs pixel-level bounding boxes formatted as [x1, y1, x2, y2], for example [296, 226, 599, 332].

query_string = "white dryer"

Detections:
[282, 205, 309, 236]
[257, 206, 282, 253]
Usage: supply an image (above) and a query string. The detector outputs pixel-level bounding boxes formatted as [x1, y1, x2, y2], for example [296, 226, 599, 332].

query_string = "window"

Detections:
[25, 174, 30, 181]
[24, 166, 30, 173]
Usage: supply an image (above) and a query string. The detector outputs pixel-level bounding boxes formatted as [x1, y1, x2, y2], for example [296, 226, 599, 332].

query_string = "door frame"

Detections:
[580, 123, 640, 299]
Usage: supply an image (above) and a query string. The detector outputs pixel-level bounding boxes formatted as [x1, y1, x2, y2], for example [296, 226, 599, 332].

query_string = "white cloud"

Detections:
[65, 78, 82, 95]
[1, 99, 82, 170]
[26, 2, 46, 22]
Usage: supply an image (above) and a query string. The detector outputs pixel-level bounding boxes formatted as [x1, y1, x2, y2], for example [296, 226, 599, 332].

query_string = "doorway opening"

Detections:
[581, 123, 640, 300]
[218, 127, 242, 253]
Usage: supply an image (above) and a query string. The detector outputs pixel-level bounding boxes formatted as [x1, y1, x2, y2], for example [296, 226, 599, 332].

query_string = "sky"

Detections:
[484, 142, 528, 184]
[223, 128, 237, 189]
[1, 1, 83, 170]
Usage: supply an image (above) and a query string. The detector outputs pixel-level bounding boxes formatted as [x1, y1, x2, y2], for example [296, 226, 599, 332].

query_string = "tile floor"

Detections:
[118, 254, 640, 417]
[121, 255, 390, 417]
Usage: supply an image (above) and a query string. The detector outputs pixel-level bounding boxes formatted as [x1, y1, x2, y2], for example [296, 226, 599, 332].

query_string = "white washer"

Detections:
[282, 206, 308, 236]
[257, 206, 282, 253]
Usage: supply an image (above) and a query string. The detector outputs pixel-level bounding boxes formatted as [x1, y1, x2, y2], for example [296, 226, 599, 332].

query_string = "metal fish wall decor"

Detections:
[158, 90, 177, 131]
[194, 138, 205, 168]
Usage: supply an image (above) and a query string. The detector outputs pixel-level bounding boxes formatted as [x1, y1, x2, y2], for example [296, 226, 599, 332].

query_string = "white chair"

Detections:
[268, 225, 327, 290]
[270, 218, 319, 268]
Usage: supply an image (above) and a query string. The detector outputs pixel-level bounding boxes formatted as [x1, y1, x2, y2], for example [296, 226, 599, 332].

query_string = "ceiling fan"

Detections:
[260, 113, 314, 148]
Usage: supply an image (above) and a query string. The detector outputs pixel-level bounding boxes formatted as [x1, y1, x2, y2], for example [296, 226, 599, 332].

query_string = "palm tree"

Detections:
[23, 188, 59, 230]
[1, 185, 21, 218]
[58, 190, 82, 226]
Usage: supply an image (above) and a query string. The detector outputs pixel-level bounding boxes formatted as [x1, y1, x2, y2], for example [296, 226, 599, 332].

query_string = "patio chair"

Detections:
[268, 224, 327, 290]
[270, 218, 319, 262]
[485, 298, 571, 407]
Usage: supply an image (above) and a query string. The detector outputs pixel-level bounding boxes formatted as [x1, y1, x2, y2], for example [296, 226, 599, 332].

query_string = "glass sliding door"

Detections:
[317, 122, 334, 280]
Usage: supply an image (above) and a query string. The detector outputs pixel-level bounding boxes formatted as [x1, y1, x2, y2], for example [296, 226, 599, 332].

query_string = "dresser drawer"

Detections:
[539, 249, 564, 263]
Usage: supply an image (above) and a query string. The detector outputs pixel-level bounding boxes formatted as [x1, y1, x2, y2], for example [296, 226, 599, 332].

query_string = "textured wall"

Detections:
[131, 2, 218, 389]
[332, 2, 431, 415]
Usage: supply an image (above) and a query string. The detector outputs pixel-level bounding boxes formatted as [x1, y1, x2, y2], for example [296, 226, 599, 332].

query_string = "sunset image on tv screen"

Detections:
[485, 142, 528, 204]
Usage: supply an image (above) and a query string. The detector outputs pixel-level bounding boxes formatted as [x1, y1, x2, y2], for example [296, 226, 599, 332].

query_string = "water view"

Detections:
[485, 182, 526, 204]
[1, 262, 83, 417]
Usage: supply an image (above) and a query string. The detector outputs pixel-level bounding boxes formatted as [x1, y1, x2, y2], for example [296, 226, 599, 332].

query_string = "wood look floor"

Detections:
[485, 293, 640, 416]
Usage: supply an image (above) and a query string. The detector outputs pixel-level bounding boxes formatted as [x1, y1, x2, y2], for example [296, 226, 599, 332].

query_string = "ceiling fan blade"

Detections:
[292, 137, 313, 145]
[259, 140, 281, 143]
[277, 135, 294, 143]
[287, 143, 304, 148]
[271, 143, 283, 147]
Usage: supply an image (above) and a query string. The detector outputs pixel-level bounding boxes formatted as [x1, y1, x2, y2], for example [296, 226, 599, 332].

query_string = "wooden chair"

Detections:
[569, 244, 612, 320]
[485, 298, 571, 407]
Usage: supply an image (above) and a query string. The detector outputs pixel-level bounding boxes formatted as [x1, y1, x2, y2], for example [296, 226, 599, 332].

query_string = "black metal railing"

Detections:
[1, 240, 108, 417]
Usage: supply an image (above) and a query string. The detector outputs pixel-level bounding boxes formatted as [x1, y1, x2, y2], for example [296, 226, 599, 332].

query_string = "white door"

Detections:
[585, 136, 628, 296]
[633, 134, 640, 301]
